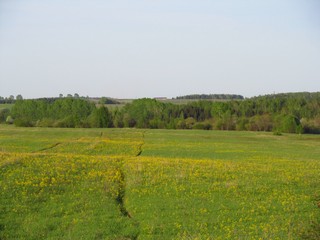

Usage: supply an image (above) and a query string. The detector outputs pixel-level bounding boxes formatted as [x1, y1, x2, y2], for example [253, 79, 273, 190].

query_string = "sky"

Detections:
[0, 0, 319, 99]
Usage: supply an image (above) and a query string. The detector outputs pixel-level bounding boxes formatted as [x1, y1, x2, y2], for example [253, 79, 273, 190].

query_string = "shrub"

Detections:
[246, 115, 273, 132]
[236, 118, 249, 131]
[273, 130, 282, 136]
[53, 117, 75, 128]
[300, 118, 320, 134]
[35, 118, 56, 127]
[185, 117, 196, 129]
[0, 108, 10, 123]
[176, 119, 187, 129]
[14, 118, 34, 127]
[6, 116, 14, 124]
[193, 122, 212, 130]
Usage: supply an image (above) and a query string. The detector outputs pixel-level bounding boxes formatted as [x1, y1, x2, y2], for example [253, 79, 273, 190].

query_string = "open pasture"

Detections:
[0, 125, 319, 239]
[0, 104, 13, 110]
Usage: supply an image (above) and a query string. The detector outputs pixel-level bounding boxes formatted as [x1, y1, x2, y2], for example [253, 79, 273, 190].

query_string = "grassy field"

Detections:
[0, 125, 319, 239]
[0, 104, 13, 110]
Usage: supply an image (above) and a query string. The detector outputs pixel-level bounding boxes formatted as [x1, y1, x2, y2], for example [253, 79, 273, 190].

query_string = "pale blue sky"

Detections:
[0, 0, 319, 99]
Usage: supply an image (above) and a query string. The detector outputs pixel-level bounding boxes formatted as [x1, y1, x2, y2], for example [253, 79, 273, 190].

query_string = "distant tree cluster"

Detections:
[8, 98, 111, 128]
[2, 92, 320, 134]
[98, 97, 120, 105]
[175, 94, 244, 100]
[109, 93, 320, 133]
[0, 93, 86, 104]
[0, 95, 23, 104]
[59, 93, 82, 98]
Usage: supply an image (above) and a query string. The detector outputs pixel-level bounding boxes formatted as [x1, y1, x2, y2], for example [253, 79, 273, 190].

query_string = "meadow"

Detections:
[0, 125, 319, 239]
[0, 104, 13, 110]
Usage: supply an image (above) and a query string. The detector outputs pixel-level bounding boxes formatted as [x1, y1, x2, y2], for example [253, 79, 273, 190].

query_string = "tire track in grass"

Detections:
[33, 137, 83, 153]
[113, 158, 139, 240]
[115, 162, 132, 218]
[111, 131, 147, 239]
[136, 130, 147, 157]
[34, 142, 62, 153]
[117, 130, 147, 238]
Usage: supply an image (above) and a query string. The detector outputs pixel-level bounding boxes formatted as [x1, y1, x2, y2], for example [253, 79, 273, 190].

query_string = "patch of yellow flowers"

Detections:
[1, 130, 319, 239]
[125, 156, 320, 239]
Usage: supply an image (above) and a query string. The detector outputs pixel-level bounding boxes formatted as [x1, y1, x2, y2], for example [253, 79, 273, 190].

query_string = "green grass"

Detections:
[0, 155, 139, 239]
[0, 125, 319, 239]
[0, 104, 13, 110]
[142, 129, 320, 160]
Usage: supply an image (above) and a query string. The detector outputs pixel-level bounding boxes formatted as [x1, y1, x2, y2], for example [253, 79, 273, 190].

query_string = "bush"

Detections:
[273, 115, 301, 133]
[149, 119, 165, 129]
[236, 118, 249, 131]
[14, 118, 34, 127]
[0, 108, 10, 123]
[6, 116, 14, 124]
[215, 118, 236, 130]
[185, 117, 196, 129]
[246, 115, 273, 132]
[35, 118, 55, 127]
[193, 122, 212, 130]
[300, 118, 320, 134]
[53, 117, 75, 128]
[273, 130, 282, 136]
[176, 119, 187, 129]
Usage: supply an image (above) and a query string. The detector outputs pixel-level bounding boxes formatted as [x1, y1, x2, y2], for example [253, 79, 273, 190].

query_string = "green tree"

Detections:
[122, 99, 164, 128]
[0, 109, 10, 123]
[99, 97, 107, 105]
[16, 94, 23, 100]
[215, 110, 235, 130]
[89, 106, 112, 128]
[113, 108, 124, 128]
[274, 115, 301, 133]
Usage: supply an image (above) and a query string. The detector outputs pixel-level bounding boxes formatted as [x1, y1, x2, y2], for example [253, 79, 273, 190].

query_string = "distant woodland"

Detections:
[175, 94, 244, 100]
[1, 92, 320, 134]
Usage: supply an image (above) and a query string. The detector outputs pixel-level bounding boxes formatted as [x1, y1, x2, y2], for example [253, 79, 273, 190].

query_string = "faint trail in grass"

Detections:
[111, 131, 146, 238]
[33, 137, 85, 153]
[115, 166, 131, 218]
[300, 195, 320, 239]
[34, 142, 62, 153]
[136, 130, 147, 157]
[113, 158, 140, 239]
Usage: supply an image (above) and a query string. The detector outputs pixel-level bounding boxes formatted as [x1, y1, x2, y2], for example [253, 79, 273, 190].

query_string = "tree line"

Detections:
[3, 98, 110, 128]
[0, 95, 23, 104]
[1, 92, 320, 134]
[175, 94, 244, 100]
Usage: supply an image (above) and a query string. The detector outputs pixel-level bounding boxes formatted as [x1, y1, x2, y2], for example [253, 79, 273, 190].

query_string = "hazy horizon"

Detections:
[1, 0, 320, 99]
[2, 91, 320, 101]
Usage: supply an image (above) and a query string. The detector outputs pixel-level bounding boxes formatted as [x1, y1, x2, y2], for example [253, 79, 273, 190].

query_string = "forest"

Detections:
[1, 92, 320, 134]
[175, 94, 244, 100]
